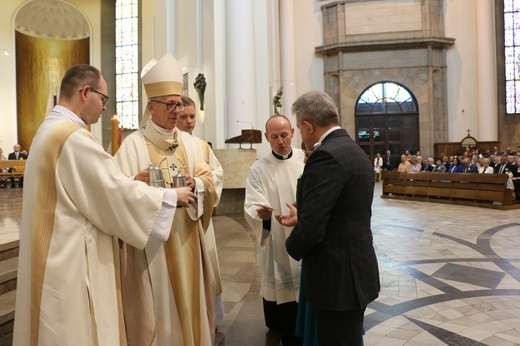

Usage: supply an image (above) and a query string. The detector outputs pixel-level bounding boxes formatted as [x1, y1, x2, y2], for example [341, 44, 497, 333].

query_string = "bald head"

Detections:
[265, 114, 291, 132]
[264, 115, 294, 156]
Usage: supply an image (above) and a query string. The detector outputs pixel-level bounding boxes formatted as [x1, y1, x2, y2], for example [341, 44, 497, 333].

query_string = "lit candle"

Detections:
[111, 116, 119, 155]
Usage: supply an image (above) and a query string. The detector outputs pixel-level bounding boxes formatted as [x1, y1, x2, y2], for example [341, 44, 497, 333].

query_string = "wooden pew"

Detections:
[0, 160, 26, 181]
[381, 171, 519, 209]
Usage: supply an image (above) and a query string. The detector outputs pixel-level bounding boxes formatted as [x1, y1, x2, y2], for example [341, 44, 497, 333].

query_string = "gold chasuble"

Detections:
[115, 119, 217, 346]
[15, 107, 168, 345]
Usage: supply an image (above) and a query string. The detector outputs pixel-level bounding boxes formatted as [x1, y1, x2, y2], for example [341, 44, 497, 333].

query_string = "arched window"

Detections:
[356, 81, 417, 114]
[504, 1, 520, 114]
[115, 0, 139, 129]
[355, 82, 419, 161]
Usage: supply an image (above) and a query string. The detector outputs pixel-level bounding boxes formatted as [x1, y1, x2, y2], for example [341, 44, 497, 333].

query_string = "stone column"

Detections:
[279, 0, 296, 111]
[225, 0, 257, 141]
[476, 0, 498, 141]
[279, 0, 300, 144]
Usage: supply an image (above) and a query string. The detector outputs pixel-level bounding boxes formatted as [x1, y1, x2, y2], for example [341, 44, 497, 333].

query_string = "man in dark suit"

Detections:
[384, 149, 394, 171]
[443, 156, 452, 170]
[462, 157, 478, 173]
[8, 144, 27, 188]
[421, 158, 434, 172]
[494, 155, 514, 174]
[489, 154, 497, 168]
[276, 91, 380, 345]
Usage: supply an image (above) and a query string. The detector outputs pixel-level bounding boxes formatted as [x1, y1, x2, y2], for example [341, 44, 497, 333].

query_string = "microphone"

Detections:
[236, 120, 254, 129]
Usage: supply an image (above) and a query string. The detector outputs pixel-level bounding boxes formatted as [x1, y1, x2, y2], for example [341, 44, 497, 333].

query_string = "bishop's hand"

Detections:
[175, 187, 195, 207]
[185, 174, 196, 190]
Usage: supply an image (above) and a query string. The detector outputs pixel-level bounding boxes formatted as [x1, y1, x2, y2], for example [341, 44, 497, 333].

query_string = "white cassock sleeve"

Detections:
[149, 188, 178, 241]
[244, 168, 272, 221]
[58, 131, 172, 250]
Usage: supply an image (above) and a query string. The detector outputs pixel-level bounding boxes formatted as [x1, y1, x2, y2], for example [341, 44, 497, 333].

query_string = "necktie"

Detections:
[499, 165, 505, 174]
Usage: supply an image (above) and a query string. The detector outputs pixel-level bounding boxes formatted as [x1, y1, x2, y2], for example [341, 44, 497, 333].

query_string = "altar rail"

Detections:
[381, 171, 520, 209]
[0, 160, 26, 180]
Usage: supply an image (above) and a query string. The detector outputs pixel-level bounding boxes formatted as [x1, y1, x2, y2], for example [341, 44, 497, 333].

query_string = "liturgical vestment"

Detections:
[13, 106, 176, 345]
[244, 148, 305, 304]
[115, 120, 217, 346]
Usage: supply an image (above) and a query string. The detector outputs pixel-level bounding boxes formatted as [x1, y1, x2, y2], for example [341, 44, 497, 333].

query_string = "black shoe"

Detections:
[281, 335, 303, 346]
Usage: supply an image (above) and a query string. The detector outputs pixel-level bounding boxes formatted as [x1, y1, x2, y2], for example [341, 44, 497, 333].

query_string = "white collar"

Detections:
[272, 149, 293, 160]
[313, 126, 341, 150]
[150, 119, 176, 136]
[48, 105, 87, 127]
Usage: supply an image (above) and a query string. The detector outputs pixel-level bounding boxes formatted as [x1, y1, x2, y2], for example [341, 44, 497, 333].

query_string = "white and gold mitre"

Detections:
[142, 53, 183, 98]
[140, 53, 183, 126]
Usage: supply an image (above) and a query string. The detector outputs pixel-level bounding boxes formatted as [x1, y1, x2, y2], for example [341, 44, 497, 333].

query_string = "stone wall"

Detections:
[317, 0, 453, 158]
[213, 148, 257, 215]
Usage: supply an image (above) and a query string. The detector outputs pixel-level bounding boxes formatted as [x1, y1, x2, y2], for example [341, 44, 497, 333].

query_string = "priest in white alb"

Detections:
[244, 115, 305, 345]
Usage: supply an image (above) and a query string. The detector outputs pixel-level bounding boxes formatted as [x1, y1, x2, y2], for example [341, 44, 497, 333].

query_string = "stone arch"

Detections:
[355, 81, 419, 161]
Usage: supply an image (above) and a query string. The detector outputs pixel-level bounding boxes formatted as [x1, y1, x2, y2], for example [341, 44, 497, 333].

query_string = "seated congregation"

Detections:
[0, 144, 28, 188]
[377, 146, 520, 209]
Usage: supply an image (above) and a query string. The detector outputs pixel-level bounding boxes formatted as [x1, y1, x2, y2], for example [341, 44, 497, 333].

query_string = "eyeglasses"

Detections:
[79, 87, 110, 107]
[150, 99, 185, 111]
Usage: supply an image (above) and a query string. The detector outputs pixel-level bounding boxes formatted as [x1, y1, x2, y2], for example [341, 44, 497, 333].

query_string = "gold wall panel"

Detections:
[16, 32, 89, 151]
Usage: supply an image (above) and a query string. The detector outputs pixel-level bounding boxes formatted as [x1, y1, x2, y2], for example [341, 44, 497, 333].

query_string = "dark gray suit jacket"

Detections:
[286, 128, 380, 311]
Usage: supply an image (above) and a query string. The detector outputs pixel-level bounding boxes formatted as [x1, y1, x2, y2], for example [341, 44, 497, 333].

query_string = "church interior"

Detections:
[2, 0, 520, 345]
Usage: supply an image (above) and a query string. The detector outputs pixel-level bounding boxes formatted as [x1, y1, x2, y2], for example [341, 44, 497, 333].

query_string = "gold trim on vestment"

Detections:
[146, 139, 204, 344]
[30, 122, 80, 344]
[144, 81, 183, 99]
[139, 128, 217, 345]
[120, 242, 156, 345]
[140, 118, 179, 152]
[113, 239, 129, 346]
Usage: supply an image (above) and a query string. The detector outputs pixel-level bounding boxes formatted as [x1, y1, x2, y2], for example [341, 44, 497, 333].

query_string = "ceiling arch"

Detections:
[15, 0, 89, 40]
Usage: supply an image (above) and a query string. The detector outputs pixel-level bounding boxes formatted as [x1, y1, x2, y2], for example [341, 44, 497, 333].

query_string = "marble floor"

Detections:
[3, 183, 520, 345]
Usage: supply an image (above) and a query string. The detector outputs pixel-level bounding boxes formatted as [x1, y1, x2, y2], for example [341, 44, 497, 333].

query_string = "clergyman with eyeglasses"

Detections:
[115, 53, 218, 345]
[13, 64, 195, 344]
